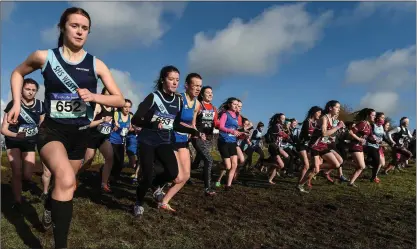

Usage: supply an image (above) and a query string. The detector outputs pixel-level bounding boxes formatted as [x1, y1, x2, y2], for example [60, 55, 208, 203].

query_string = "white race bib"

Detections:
[18, 124, 38, 137]
[151, 111, 175, 130]
[120, 128, 129, 137]
[50, 93, 86, 119]
[97, 122, 112, 135]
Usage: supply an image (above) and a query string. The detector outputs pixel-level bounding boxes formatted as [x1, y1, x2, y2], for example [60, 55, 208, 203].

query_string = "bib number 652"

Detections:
[56, 100, 82, 112]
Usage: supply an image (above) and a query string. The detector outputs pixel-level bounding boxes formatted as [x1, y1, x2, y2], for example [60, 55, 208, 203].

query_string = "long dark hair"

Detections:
[198, 86, 212, 102]
[353, 108, 375, 122]
[218, 97, 239, 112]
[323, 100, 340, 115]
[154, 65, 180, 92]
[305, 106, 322, 121]
[268, 113, 284, 130]
[57, 7, 91, 47]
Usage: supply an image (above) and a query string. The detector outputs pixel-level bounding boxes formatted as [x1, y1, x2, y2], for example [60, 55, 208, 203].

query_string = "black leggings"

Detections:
[136, 143, 178, 206]
[283, 148, 297, 174]
[244, 146, 264, 168]
[110, 143, 125, 179]
[365, 146, 380, 180]
[191, 138, 213, 190]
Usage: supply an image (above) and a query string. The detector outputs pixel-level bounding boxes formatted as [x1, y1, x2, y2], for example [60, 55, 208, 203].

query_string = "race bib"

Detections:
[375, 136, 382, 143]
[120, 128, 129, 137]
[18, 124, 38, 137]
[321, 137, 330, 143]
[202, 110, 214, 128]
[202, 110, 214, 121]
[50, 93, 86, 118]
[151, 111, 175, 130]
[399, 138, 404, 145]
[97, 122, 112, 135]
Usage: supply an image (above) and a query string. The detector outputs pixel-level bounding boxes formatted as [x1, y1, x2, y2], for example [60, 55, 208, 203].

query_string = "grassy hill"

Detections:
[1, 150, 415, 249]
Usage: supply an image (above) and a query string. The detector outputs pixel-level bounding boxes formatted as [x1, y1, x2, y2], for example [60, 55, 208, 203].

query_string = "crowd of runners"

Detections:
[1, 7, 416, 249]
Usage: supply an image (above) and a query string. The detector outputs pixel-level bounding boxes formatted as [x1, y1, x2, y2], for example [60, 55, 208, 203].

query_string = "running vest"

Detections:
[94, 105, 114, 135]
[219, 111, 239, 143]
[367, 124, 385, 149]
[250, 129, 263, 147]
[109, 111, 131, 145]
[41, 48, 97, 126]
[392, 126, 410, 146]
[138, 91, 181, 146]
[175, 93, 197, 143]
[5, 99, 44, 141]
[196, 102, 216, 135]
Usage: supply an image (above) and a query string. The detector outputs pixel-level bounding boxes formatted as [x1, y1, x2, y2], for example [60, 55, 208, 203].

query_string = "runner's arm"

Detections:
[1, 113, 19, 138]
[387, 127, 401, 145]
[8, 50, 47, 123]
[173, 102, 200, 136]
[90, 104, 107, 128]
[94, 58, 125, 108]
[131, 93, 155, 128]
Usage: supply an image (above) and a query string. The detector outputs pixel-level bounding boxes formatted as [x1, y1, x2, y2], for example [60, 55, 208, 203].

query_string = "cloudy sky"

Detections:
[1, 1, 415, 130]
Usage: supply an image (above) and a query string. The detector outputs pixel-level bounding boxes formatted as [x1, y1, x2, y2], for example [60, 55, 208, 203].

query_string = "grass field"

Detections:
[1, 150, 416, 249]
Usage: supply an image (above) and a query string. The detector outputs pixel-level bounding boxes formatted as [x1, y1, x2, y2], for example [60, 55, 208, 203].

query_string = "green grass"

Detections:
[1, 150, 415, 249]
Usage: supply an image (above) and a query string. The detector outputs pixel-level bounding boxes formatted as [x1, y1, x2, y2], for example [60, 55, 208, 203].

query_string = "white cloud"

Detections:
[187, 3, 332, 81]
[335, 2, 415, 25]
[1, 2, 15, 21]
[98, 69, 143, 113]
[41, 2, 187, 52]
[353, 2, 415, 19]
[345, 45, 416, 90]
[359, 92, 399, 116]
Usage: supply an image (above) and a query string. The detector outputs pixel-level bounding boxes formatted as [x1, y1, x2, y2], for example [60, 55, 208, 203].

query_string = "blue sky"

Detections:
[1, 1, 416, 129]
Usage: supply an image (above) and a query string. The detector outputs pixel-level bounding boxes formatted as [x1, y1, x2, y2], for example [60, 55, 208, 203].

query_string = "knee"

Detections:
[55, 171, 76, 192]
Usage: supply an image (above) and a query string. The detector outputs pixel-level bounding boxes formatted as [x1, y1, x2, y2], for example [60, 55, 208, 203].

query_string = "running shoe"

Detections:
[297, 185, 309, 193]
[101, 184, 112, 193]
[348, 183, 358, 188]
[339, 175, 349, 182]
[133, 205, 144, 217]
[153, 187, 165, 203]
[325, 173, 334, 183]
[215, 182, 221, 187]
[42, 209, 53, 230]
[205, 188, 216, 196]
[158, 203, 176, 212]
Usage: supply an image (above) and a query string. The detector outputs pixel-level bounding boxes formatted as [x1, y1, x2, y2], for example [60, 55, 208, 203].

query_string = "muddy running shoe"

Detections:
[158, 203, 176, 212]
[215, 182, 221, 188]
[153, 187, 165, 203]
[101, 183, 112, 193]
[42, 209, 53, 230]
[297, 185, 309, 193]
[132, 178, 138, 184]
[40, 192, 49, 201]
[224, 185, 232, 191]
[205, 188, 216, 196]
[371, 177, 381, 183]
[348, 183, 358, 188]
[133, 204, 144, 217]
[339, 175, 349, 182]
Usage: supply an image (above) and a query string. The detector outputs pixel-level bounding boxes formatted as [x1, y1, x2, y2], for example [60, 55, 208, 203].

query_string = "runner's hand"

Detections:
[7, 103, 20, 125]
[77, 88, 96, 102]
[15, 132, 26, 139]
